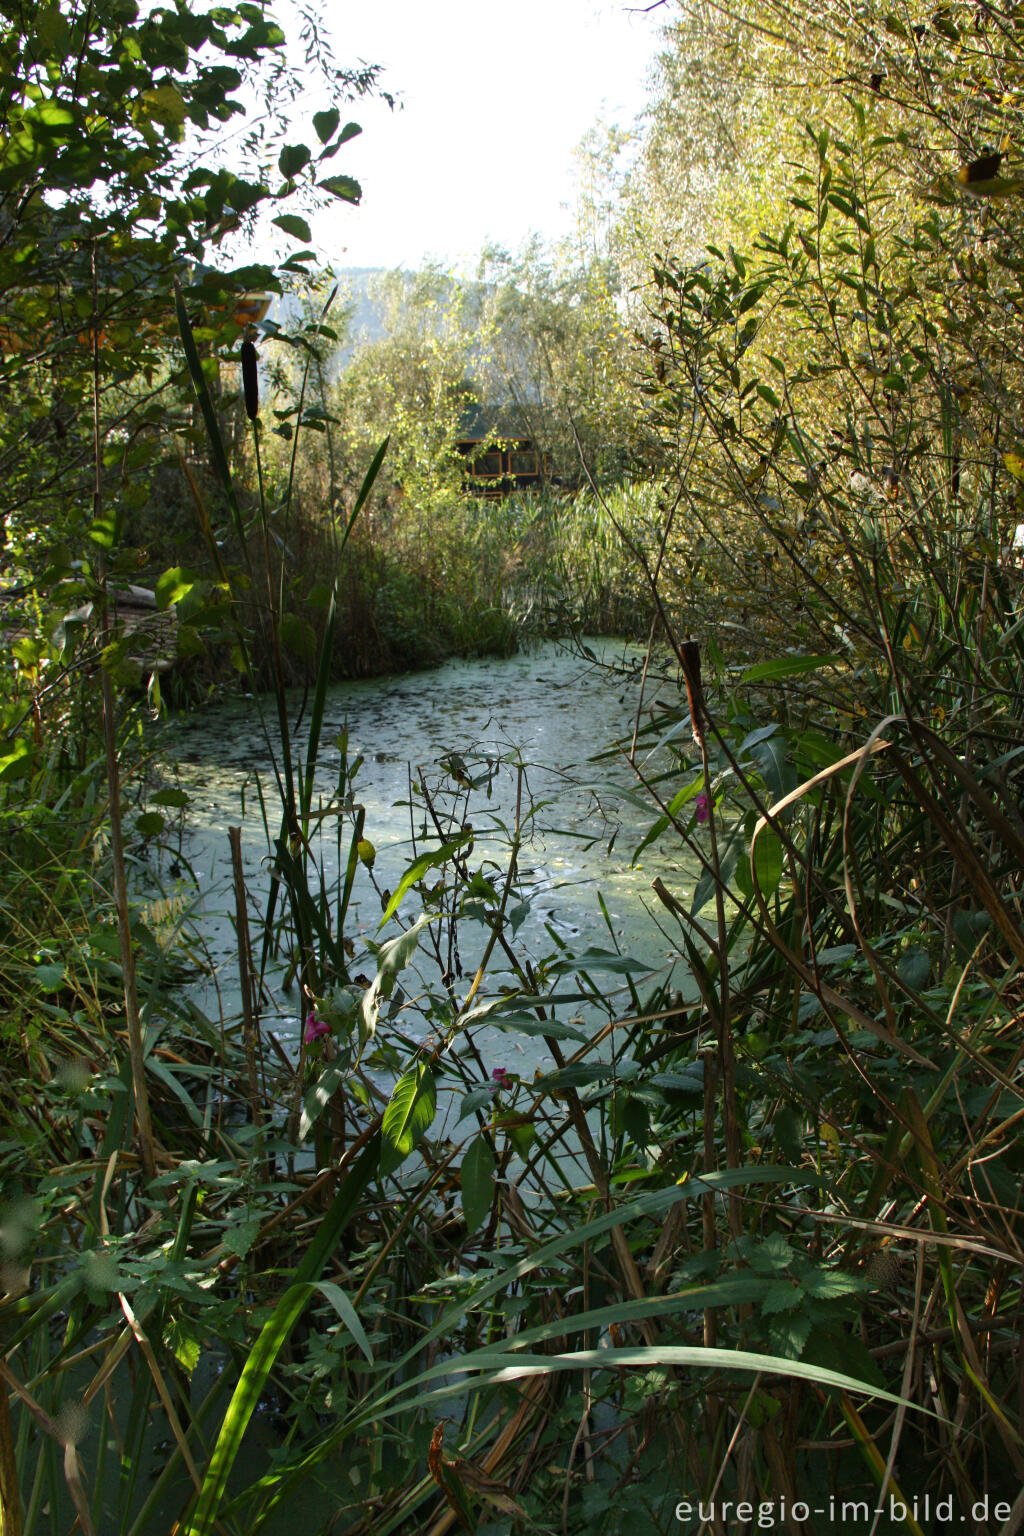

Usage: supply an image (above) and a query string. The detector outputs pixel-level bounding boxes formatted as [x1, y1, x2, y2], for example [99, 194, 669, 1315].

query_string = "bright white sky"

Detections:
[302, 0, 664, 273]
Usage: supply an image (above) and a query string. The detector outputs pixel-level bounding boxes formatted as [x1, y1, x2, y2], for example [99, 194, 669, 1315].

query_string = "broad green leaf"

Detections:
[533, 1063, 618, 1093]
[377, 836, 470, 928]
[380, 1064, 436, 1175]
[318, 174, 361, 204]
[164, 1316, 202, 1378]
[272, 213, 312, 242]
[150, 788, 190, 808]
[34, 962, 65, 991]
[135, 812, 166, 837]
[155, 566, 194, 609]
[736, 827, 784, 899]
[460, 1136, 496, 1234]
[278, 143, 310, 178]
[456, 1086, 496, 1123]
[548, 947, 649, 976]
[142, 83, 186, 128]
[312, 107, 340, 143]
[279, 611, 317, 663]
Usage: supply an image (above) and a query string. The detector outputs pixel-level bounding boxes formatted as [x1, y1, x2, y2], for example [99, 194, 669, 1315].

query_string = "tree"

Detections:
[0, 0, 377, 575]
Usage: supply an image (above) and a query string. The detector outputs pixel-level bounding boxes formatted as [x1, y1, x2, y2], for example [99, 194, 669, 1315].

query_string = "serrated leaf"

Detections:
[318, 174, 361, 204]
[278, 143, 310, 178]
[461, 1136, 496, 1234]
[223, 1218, 262, 1258]
[164, 1316, 202, 1378]
[761, 1279, 803, 1314]
[272, 213, 312, 242]
[380, 1063, 436, 1175]
[897, 946, 932, 991]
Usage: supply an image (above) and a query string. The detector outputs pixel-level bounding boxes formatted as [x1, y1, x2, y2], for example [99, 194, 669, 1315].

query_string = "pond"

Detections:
[158, 638, 702, 1083]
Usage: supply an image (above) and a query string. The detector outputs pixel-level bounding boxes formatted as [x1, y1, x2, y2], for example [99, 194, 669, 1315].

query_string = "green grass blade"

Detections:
[300, 436, 388, 825]
[181, 1133, 379, 1536]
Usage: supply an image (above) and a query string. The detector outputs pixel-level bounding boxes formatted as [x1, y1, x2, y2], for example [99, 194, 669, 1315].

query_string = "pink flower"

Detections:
[304, 1011, 329, 1044]
[491, 1067, 510, 1091]
[694, 792, 711, 824]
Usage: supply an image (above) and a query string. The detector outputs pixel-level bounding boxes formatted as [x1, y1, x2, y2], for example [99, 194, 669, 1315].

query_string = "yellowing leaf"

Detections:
[140, 84, 186, 129]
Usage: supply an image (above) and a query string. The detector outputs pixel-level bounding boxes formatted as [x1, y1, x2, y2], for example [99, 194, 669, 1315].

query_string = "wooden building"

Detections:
[456, 437, 552, 497]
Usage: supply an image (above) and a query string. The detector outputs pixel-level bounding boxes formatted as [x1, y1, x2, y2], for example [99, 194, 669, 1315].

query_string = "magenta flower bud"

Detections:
[694, 792, 711, 824]
[304, 1011, 329, 1044]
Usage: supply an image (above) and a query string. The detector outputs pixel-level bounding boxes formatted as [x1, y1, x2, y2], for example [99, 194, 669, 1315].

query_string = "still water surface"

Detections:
[162, 639, 700, 1072]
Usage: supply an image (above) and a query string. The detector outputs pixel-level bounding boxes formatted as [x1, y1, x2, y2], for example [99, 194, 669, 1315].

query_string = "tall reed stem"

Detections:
[92, 241, 156, 1182]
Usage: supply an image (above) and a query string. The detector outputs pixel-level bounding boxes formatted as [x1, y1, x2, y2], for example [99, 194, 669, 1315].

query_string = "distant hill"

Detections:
[268, 267, 395, 361]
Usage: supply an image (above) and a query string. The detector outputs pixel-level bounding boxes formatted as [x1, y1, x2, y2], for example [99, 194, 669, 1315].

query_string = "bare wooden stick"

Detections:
[229, 826, 263, 1127]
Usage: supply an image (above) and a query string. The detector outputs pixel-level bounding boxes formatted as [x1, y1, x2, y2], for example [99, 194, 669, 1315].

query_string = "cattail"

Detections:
[680, 639, 706, 746]
[241, 339, 259, 421]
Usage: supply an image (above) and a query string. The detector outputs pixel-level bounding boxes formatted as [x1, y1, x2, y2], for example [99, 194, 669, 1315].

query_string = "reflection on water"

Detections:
[161, 639, 700, 1071]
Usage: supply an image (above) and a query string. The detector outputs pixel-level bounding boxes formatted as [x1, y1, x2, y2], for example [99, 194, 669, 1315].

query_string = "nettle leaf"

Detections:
[461, 1136, 496, 1234]
[897, 946, 932, 991]
[380, 1063, 436, 1175]
[35, 962, 65, 991]
[223, 1218, 262, 1258]
[761, 1279, 803, 1314]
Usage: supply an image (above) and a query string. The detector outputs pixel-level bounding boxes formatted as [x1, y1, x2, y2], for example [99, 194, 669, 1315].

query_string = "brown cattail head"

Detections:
[680, 639, 705, 746]
[241, 339, 259, 422]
